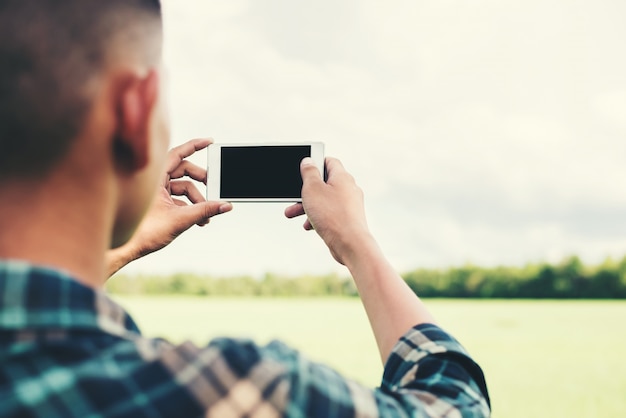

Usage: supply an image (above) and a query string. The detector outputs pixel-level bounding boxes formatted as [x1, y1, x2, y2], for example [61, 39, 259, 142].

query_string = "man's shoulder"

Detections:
[0, 322, 212, 416]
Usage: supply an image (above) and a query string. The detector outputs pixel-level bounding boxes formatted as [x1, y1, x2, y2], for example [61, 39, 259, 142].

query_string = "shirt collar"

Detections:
[0, 260, 140, 337]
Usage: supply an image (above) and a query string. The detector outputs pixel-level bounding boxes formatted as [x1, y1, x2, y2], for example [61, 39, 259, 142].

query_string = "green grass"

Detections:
[113, 296, 626, 418]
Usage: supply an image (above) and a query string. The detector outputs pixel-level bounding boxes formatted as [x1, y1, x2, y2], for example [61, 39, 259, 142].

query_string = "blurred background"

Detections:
[112, 1, 626, 417]
[121, 0, 626, 278]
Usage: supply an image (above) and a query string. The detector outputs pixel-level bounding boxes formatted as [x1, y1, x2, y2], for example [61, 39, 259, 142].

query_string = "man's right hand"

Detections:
[284, 157, 373, 266]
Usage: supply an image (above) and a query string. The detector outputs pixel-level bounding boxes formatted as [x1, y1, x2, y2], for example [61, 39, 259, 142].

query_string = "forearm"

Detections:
[294, 157, 437, 363]
[105, 243, 140, 278]
[343, 234, 436, 363]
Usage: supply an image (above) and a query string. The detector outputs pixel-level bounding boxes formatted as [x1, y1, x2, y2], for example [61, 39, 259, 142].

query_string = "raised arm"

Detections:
[286, 157, 436, 362]
[106, 138, 232, 277]
[105, 154, 488, 417]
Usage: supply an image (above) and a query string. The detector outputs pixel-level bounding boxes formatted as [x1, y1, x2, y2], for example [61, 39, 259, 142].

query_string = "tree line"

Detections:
[107, 255, 626, 298]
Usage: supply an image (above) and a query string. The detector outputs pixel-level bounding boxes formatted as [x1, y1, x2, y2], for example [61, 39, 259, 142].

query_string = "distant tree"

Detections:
[108, 255, 626, 299]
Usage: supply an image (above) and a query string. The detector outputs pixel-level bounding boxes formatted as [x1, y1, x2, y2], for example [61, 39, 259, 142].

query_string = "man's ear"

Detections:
[114, 70, 160, 173]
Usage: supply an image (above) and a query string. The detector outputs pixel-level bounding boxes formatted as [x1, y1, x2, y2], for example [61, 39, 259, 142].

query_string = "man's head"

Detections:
[0, 0, 169, 249]
[0, 0, 163, 179]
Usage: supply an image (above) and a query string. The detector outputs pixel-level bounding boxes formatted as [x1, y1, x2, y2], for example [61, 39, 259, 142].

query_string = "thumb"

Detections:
[178, 201, 233, 229]
[300, 157, 324, 185]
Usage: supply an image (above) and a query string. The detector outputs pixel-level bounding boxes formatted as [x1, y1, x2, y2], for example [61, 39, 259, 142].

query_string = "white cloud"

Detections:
[121, 0, 626, 276]
[593, 89, 626, 135]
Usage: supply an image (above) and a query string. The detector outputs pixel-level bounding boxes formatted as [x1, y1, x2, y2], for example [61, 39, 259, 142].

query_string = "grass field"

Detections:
[113, 296, 626, 417]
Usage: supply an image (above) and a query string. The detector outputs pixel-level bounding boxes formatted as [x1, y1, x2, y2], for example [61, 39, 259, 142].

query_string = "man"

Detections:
[0, 1, 490, 416]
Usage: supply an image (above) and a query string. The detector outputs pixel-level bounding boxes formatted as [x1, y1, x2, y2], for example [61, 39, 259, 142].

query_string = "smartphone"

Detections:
[207, 142, 325, 202]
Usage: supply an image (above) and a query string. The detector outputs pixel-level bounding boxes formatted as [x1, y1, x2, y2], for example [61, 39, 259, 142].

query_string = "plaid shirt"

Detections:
[0, 261, 490, 417]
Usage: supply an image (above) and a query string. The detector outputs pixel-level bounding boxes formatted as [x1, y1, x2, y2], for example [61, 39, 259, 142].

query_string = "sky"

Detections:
[121, 0, 626, 277]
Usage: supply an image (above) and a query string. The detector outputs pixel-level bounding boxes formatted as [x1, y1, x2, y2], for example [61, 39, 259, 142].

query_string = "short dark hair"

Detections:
[0, 0, 162, 180]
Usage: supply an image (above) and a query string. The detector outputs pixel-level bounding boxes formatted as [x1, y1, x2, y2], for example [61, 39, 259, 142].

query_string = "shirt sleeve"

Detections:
[378, 323, 491, 417]
[160, 323, 490, 417]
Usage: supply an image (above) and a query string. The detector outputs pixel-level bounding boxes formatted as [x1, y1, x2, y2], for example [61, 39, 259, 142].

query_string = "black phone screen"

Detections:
[220, 145, 311, 199]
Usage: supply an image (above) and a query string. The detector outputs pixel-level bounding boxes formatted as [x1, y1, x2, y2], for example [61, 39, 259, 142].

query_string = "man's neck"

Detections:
[0, 175, 113, 289]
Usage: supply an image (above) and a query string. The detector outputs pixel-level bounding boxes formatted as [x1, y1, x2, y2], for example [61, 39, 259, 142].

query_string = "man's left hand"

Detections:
[106, 138, 232, 277]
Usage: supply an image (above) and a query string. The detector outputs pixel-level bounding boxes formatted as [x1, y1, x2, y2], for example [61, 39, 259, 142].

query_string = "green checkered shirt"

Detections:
[0, 261, 490, 417]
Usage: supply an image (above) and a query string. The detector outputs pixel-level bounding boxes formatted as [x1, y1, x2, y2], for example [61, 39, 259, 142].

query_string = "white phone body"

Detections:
[207, 142, 325, 202]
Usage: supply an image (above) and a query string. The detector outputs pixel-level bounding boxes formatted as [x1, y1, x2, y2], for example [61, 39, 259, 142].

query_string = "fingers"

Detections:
[284, 203, 313, 230]
[323, 157, 346, 182]
[169, 160, 208, 184]
[300, 156, 346, 187]
[169, 179, 232, 227]
[300, 157, 324, 184]
[284, 203, 305, 219]
[178, 201, 233, 231]
[165, 138, 213, 172]
[170, 180, 205, 204]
